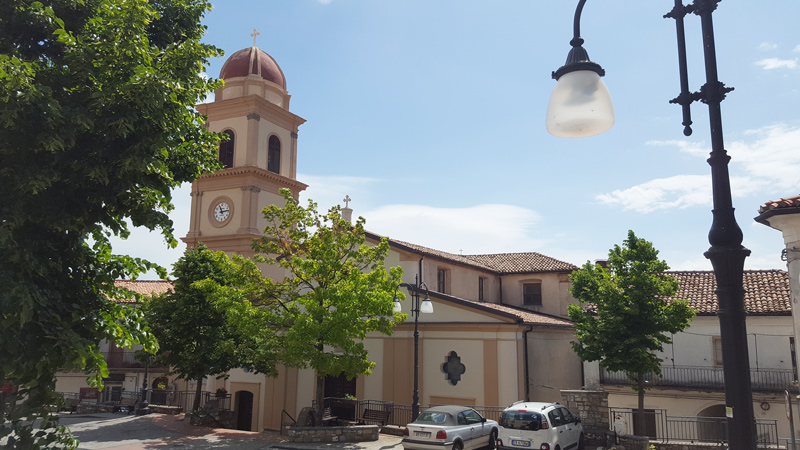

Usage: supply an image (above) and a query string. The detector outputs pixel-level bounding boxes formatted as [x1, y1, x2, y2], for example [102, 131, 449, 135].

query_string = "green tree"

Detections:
[567, 230, 696, 434]
[141, 244, 277, 412]
[241, 190, 406, 424]
[0, 1, 222, 447]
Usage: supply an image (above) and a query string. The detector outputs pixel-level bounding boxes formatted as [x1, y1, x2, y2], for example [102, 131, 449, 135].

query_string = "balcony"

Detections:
[601, 365, 795, 392]
[100, 350, 167, 370]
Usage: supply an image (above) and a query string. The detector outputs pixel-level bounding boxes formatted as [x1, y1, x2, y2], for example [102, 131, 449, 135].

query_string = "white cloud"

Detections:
[363, 204, 546, 255]
[669, 255, 713, 271]
[646, 139, 709, 157]
[794, 45, 800, 53]
[755, 58, 798, 70]
[299, 173, 382, 211]
[109, 183, 193, 278]
[728, 124, 800, 190]
[299, 173, 547, 255]
[599, 124, 800, 213]
[759, 42, 779, 51]
[595, 175, 711, 213]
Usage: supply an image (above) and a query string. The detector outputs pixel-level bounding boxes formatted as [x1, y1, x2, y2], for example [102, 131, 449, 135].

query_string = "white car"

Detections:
[496, 402, 584, 450]
[402, 405, 499, 450]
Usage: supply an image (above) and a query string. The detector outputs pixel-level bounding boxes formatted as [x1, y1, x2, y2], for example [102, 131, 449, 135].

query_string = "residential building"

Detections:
[586, 270, 795, 439]
[756, 195, 800, 383]
[55, 280, 174, 404]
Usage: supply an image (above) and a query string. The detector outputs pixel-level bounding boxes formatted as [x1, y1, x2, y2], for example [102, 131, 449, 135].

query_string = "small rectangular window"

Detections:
[523, 283, 542, 306]
[478, 278, 484, 302]
[713, 337, 724, 367]
[437, 269, 447, 294]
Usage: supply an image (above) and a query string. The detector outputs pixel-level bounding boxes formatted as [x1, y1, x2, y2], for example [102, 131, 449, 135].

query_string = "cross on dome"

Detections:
[250, 29, 260, 47]
[343, 195, 352, 208]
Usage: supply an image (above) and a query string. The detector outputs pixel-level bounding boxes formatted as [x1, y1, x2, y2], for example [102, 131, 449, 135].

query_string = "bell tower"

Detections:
[183, 33, 307, 258]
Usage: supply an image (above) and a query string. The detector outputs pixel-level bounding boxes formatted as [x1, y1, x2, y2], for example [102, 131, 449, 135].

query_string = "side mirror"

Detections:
[481, 417, 486, 423]
[575, 417, 581, 424]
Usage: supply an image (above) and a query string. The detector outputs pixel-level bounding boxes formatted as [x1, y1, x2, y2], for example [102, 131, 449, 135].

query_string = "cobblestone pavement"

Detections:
[58, 412, 403, 450]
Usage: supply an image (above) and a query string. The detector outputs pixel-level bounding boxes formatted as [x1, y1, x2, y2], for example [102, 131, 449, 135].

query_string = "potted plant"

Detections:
[215, 388, 227, 398]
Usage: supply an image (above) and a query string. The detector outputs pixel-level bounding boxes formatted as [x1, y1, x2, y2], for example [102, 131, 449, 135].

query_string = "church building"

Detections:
[175, 40, 585, 432]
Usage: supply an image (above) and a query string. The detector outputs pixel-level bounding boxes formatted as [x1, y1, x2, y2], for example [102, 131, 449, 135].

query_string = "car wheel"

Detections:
[487, 429, 498, 449]
[578, 433, 585, 450]
[453, 440, 464, 450]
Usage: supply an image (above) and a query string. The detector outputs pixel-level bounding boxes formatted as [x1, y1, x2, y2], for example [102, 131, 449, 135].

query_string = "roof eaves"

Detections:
[754, 205, 800, 227]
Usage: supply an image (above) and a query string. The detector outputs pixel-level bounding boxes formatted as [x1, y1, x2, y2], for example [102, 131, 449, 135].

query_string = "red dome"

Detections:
[219, 47, 286, 89]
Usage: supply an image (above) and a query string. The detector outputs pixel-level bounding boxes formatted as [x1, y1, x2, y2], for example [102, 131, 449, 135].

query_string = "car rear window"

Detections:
[500, 411, 543, 430]
[416, 412, 448, 423]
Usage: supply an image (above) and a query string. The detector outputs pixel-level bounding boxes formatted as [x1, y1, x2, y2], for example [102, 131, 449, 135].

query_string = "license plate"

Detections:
[414, 431, 431, 437]
[511, 440, 531, 447]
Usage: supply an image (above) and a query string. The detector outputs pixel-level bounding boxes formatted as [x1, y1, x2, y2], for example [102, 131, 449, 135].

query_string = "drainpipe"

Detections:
[522, 325, 533, 402]
[418, 256, 424, 284]
[499, 277, 503, 305]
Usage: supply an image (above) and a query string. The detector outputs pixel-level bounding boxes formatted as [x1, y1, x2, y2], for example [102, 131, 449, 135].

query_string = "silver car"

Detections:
[402, 405, 499, 450]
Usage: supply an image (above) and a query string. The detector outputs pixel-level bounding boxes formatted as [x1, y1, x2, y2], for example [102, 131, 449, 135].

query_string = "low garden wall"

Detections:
[284, 425, 380, 443]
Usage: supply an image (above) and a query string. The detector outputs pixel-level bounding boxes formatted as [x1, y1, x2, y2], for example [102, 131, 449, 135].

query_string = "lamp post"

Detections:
[393, 275, 434, 422]
[547, 1, 755, 448]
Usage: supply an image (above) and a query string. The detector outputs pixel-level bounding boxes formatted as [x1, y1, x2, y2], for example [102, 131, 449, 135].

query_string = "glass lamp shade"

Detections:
[419, 296, 434, 314]
[546, 70, 615, 138]
[393, 299, 402, 313]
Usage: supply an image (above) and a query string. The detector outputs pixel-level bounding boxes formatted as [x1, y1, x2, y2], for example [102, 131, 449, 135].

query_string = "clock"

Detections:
[213, 202, 231, 222]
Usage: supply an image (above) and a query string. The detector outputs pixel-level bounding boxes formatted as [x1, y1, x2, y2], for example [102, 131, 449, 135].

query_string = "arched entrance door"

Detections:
[236, 390, 254, 431]
[697, 404, 727, 441]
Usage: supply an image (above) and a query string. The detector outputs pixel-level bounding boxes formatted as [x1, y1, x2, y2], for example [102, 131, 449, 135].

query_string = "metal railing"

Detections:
[99, 351, 168, 369]
[610, 407, 779, 446]
[780, 438, 800, 450]
[601, 365, 795, 392]
[317, 398, 505, 427]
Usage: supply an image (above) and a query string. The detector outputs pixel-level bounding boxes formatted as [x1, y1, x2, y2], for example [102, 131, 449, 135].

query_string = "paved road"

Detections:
[57, 412, 404, 450]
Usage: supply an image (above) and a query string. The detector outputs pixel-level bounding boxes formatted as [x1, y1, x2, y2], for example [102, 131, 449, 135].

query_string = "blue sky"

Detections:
[117, 0, 800, 278]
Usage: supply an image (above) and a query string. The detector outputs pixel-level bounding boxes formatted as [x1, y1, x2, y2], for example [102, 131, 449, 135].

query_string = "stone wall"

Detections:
[285, 425, 380, 443]
[561, 389, 609, 444]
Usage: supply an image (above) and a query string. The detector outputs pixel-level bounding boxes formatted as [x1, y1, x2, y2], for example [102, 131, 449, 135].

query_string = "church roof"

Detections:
[427, 291, 575, 327]
[219, 46, 286, 89]
[666, 270, 790, 316]
[463, 253, 578, 274]
[371, 233, 578, 275]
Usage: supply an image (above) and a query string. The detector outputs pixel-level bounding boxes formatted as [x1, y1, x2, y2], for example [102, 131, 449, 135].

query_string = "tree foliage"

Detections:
[238, 190, 406, 423]
[0, 0, 222, 447]
[567, 230, 696, 431]
[141, 244, 276, 412]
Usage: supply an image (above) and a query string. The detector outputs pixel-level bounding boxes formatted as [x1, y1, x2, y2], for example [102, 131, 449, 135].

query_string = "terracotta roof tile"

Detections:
[476, 302, 574, 327]
[463, 253, 578, 274]
[113, 280, 173, 303]
[367, 231, 577, 274]
[667, 270, 790, 315]
[758, 195, 800, 214]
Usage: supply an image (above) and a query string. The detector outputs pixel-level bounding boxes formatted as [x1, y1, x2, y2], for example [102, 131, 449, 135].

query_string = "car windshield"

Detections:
[416, 412, 448, 424]
[500, 411, 543, 430]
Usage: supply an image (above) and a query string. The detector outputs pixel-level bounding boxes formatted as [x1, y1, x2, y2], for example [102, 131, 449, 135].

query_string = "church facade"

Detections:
[174, 41, 585, 432]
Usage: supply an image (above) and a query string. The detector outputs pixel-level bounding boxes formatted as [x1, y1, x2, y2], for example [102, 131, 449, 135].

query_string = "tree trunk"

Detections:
[314, 374, 325, 426]
[635, 375, 646, 436]
[192, 377, 203, 412]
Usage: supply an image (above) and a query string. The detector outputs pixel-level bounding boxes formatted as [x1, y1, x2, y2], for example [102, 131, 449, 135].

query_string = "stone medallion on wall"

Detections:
[442, 351, 466, 385]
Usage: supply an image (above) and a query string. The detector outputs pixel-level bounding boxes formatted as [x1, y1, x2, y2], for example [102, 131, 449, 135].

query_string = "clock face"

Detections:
[213, 202, 230, 222]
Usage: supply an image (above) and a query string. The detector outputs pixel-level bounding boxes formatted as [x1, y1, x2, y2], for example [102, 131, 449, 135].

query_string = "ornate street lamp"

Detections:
[545, 0, 614, 138]
[393, 275, 434, 421]
[547, 1, 755, 448]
